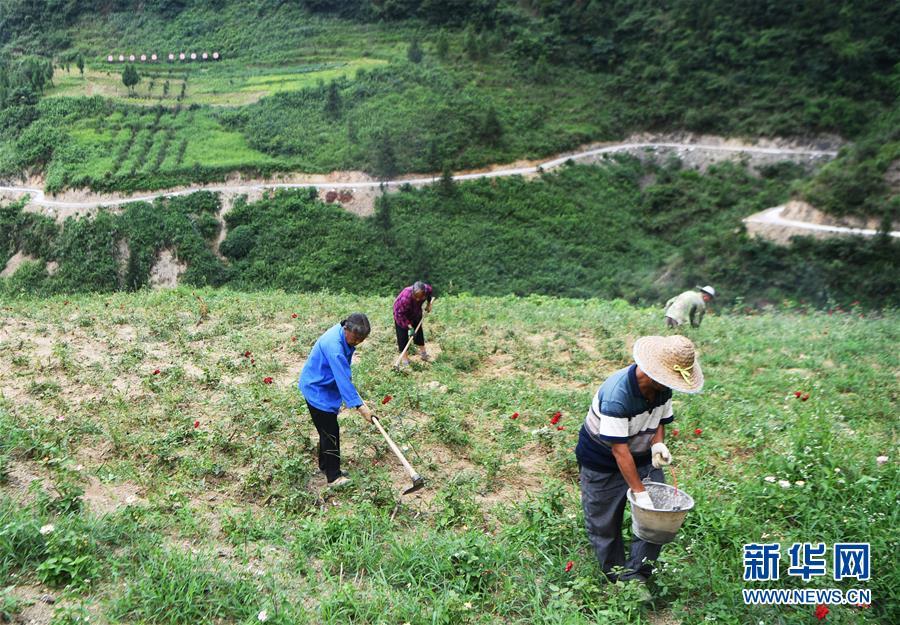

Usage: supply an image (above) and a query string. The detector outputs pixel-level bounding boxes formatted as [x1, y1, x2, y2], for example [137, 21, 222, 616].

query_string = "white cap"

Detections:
[700, 285, 716, 297]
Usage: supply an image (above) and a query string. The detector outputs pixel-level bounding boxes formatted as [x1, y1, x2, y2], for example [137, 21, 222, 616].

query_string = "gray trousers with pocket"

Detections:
[579, 463, 665, 581]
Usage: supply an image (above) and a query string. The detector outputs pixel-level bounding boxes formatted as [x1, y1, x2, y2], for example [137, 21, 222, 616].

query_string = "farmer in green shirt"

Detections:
[664, 286, 715, 329]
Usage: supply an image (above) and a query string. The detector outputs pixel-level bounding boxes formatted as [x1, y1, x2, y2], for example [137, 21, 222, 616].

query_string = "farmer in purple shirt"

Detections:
[393, 281, 433, 366]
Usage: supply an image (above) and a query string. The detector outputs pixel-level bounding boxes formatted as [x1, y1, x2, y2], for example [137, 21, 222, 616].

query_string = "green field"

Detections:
[3, 159, 898, 308]
[0, 289, 896, 624]
[2, 0, 896, 218]
[45, 58, 390, 107]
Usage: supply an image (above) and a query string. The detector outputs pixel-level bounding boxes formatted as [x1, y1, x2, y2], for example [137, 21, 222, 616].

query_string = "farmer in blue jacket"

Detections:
[299, 313, 374, 488]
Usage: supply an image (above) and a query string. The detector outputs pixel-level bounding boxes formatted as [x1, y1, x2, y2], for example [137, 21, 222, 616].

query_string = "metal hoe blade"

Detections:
[403, 474, 425, 495]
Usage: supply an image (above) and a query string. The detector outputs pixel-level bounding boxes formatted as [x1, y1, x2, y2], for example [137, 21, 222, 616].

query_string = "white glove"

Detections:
[633, 490, 654, 509]
[652, 442, 672, 468]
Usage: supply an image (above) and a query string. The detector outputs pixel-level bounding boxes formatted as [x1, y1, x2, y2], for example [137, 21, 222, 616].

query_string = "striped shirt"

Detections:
[575, 364, 674, 472]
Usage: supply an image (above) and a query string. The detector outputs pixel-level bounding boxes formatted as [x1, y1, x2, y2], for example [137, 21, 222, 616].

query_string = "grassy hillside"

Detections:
[0, 0, 897, 218]
[3, 158, 899, 307]
[0, 289, 896, 624]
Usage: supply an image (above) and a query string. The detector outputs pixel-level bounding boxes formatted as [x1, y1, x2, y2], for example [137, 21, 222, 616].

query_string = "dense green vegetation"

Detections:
[1, 290, 897, 623]
[4, 158, 898, 307]
[0, 0, 897, 219]
[1, 190, 226, 293]
[803, 107, 900, 221]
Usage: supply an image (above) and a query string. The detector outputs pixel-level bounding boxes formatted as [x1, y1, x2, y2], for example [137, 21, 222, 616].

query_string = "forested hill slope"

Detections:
[0, 1, 897, 218]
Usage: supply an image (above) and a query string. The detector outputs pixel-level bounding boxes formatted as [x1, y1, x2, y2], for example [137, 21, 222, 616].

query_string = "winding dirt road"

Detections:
[7, 139, 893, 239]
[0, 140, 837, 210]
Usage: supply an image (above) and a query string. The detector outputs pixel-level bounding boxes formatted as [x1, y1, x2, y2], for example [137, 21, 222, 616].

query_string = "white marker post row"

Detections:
[106, 52, 221, 62]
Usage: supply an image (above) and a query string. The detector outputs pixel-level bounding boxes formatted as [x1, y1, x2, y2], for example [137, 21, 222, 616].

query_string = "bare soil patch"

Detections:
[149, 248, 187, 288]
[1, 251, 37, 278]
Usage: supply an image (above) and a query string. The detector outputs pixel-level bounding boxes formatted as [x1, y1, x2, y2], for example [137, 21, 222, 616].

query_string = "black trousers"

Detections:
[395, 322, 425, 353]
[306, 401, 341, 482]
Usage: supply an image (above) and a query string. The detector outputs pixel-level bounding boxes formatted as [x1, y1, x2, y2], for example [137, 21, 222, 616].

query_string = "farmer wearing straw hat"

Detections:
[575, 335, 703, 586]
[664, 285, 715, 328]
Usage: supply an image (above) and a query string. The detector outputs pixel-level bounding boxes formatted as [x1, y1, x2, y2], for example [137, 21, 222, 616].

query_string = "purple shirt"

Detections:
[393, 284, 433, 328]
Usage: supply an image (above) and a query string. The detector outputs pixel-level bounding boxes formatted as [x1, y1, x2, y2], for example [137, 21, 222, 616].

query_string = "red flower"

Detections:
[510, 412, 519, 420]
[193, 420, 200, 429]
[564, 560, 574, 572]
[263, 377, 273, 384]
[694, 428, 702, 436]
[815, 604, 829, 620]
[291, 336, 297, 342]
[153, 369, 161, 375]
[64, 300, 69, 306]
[244, 351, 251, 358]
[801, 393, 810, 401]
[557, 426, 565, 431]
[550, 412, 562, 425]
[382, 395, 393, 405]
[672, 429, 679, 437]
[250, 358, 255, 365]
[291, 313, 298, 318]
[794, 391, 802, 398]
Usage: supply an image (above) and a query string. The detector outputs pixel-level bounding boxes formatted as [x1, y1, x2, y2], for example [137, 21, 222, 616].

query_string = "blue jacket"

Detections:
[299, 323, 363, 413]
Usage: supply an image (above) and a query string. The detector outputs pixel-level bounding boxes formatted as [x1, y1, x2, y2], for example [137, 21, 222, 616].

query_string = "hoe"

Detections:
[372, 416, 425, 495]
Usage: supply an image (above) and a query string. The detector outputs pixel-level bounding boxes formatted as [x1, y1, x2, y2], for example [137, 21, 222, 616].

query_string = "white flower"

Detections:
[764, 476, 776, 483]
[777, 480, 791, 489]
[257, 610, 268, 622]
[74, 464, 84, 472]
[876, 456, 888, 465]
[40, 524, 55, 535]
[834, 467, 842, 473]
[794, 480, 805, 487]
[463, 602, 473, 610]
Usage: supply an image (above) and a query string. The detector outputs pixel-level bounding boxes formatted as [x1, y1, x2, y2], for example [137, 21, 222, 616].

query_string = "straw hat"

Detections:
[633, 335, 704, 394]
[699, 285, 716, 298]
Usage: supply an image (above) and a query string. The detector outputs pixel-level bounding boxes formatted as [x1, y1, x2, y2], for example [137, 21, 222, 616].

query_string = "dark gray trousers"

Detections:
[579, 463, 664, 581]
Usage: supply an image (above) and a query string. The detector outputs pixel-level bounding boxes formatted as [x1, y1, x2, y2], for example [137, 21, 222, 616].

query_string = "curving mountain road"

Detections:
[743, 204, 899, 239]
[9, 139, 892, 239]
[0, 140, 837, 210]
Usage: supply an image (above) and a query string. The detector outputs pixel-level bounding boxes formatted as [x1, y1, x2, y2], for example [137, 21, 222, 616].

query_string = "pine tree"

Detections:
[438, 164, 456, 197]
[372, 132, 398, 181]
[435, 31, 449, 60]
[427, 139, 440, 175]
[375, 194, 393, 231]
[122, 64, 140, 95]
[408, 38, 423, 64]
[464, 27, 480, 61]
[325, 80, 342, 119]
[481, 106, 503, 145]
[76, 54, 85, 76]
